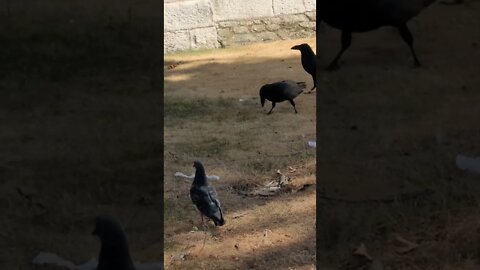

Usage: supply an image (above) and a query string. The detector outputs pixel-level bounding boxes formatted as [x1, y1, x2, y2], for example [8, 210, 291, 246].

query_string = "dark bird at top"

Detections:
[291, 43, 317, 93]
[93, 215, 136, 270]
[318, 0, 436, 71]
[260, 80, 306, 115]
[190, 161, 225, 226]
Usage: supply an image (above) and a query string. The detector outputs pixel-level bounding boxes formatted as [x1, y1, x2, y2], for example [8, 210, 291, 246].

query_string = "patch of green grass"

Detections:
[164, 96, 258, 127]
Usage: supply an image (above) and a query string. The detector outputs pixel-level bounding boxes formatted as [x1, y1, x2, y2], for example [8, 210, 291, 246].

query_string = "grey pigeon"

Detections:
[93, 215, 136, 270]
[259, 80, 306, 114]
[291, 43, 317, 93]
[318, 0, 436, 70]
[190, 161, 225, 226]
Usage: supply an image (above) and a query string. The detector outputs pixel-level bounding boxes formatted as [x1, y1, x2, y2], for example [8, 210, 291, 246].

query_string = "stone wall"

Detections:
[164, 0, 316, 54]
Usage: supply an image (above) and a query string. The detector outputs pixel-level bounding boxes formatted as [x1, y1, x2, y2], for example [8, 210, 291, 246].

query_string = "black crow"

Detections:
[190, 161, 225, 226]
[93, 215, 136, 270]
[318, 0, 436, 70]
[291, 43, 317, 93]
[260, 80, 306, 114]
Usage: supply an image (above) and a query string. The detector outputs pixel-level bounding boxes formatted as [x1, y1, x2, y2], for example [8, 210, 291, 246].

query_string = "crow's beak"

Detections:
[291, 45, 298, 50]
[261, 98, 265, 107]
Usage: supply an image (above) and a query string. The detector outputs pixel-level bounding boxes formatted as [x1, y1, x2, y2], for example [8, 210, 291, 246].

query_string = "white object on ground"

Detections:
[308, 141, 316, 148]
[33, 252, 163, 270]
[174, 172, 220, 180]
[456, 154, 480, 174]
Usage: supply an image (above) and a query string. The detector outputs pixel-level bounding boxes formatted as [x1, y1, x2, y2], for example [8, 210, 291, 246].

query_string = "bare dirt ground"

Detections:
[164, 38, 316, 269]
[0, 17, 163, 269]
[317, 2, 480, 269]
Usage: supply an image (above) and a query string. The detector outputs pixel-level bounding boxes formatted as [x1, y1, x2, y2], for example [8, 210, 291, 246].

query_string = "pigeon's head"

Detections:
[193, 160, 203, 169]
[92, 215, 128, 245]
[291, 43, 310, 52]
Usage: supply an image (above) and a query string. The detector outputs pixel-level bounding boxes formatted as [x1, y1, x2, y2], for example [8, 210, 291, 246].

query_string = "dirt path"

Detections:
[164, 38, 316, 270]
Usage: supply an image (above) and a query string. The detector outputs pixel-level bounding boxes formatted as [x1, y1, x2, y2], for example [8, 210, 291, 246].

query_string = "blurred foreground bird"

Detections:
[93, 215, 136, 270]
[318, 0, 436, 70]
[32, 215, 163, 270]
[259, 80, 306, 114]
[190, 161, 225, 226]
[291, 43, 317, 93]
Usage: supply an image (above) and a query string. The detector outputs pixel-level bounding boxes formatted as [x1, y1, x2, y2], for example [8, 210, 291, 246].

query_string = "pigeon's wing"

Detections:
[207, 185, 221, 208]
[191, 185, 223, 219]
[206, 185, 224, 223]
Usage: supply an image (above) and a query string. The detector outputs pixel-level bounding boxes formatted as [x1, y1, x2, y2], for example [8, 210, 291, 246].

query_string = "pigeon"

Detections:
[190, 161, 225, 226]
[318, 0, 436, 70]
[93, 215, 136, 270]
[291, 43, 317, 93]
[259, 80, 306, 114]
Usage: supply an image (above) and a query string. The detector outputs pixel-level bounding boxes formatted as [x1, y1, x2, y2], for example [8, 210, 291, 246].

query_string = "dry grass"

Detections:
[164, 39, 316, 269]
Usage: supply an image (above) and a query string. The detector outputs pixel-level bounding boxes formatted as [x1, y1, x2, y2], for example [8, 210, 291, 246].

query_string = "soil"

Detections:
[164, 38, 317, 270]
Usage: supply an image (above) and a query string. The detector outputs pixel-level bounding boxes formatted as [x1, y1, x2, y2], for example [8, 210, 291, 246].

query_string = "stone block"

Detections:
[211, 0, 273, 21]
[164, 0, 214, 31]
[164, 30, 191, 53]
[273, 0, 306, 15]
[190, 27, 219, 49]
[303, 0, 316, 11]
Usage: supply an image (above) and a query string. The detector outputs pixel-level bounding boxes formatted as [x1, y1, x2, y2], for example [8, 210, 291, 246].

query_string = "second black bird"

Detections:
[260, 80, 306, 114]
[291, 43, 317, 93]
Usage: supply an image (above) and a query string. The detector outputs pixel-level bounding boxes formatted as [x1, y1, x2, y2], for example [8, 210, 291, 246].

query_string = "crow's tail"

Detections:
[296, 82, 307, 94]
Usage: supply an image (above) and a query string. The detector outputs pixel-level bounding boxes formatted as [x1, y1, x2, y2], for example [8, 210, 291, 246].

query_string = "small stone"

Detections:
[233, 26, 249, 34]
[266, 24, 281, 31]
[252, 24, 266, 32]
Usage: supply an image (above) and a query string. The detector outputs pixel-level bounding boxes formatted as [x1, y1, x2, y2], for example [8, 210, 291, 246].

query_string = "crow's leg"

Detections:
[398, 24, 421, 67]
[289, 100, 298, 113]
[326, 30, 352, 71]
[267, 102, 276, 115]
[307, 74, 317, 93]
[199, 213, 205, 226]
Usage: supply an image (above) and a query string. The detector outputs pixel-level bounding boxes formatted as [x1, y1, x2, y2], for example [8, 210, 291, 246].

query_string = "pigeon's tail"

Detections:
[214, 217, 225, 226]
[213, 208, 226, 226]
